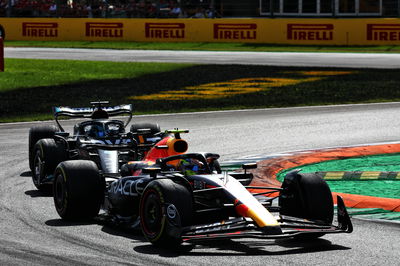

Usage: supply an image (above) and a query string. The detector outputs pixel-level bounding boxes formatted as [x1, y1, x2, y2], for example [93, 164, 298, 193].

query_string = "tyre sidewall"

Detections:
[53, 160, 104, 221]
[140, 185, 166, 243]
[139, 179, 192, 246]
[29, 125, 58, 170]
[279, 171, 334, 224]
[32, 138, 67, 189]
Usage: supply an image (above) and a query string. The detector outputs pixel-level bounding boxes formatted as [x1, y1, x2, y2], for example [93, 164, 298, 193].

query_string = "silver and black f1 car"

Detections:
[28, 101, 161, 191]
[52, 134, 353, 247]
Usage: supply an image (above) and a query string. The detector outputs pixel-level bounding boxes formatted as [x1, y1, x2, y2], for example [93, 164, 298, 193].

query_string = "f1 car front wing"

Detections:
[181, 196, 353, 242]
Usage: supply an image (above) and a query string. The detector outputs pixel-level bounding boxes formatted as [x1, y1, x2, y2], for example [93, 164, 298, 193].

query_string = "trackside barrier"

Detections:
[1, 18, 400, 45]
[0, 24, 4, 72]
[0, 37, 3, 72]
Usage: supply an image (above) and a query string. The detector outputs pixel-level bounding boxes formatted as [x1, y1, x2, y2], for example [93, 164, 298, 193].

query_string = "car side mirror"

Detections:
[242, 163, 257, 174]
[242, 163, 257, 170]
[142, 167, 162, 178]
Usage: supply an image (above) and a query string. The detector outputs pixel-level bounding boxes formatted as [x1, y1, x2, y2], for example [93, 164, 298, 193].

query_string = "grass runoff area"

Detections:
[2, 56, 400, 122]
[6, 40, 400, 53]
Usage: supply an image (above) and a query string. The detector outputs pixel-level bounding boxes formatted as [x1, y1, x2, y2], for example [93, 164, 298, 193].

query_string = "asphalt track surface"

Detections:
[5, 47, 400, 68]
[1, 103, 400, 265]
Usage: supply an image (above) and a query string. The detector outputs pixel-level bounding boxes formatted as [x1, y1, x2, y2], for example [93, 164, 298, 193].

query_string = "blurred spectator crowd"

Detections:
[0, 0, 222, 18]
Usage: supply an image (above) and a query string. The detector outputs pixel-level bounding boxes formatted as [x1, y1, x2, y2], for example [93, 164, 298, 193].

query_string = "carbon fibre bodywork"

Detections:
[104, 153, 352, 244]
[29, 102, 161, 189]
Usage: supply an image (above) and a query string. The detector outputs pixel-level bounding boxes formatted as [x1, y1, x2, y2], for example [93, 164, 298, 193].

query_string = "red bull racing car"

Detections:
[52, 129, 353, 247]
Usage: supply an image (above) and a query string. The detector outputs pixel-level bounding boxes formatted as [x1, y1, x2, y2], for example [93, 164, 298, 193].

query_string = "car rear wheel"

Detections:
[53, 160, 104, 221]
[279, 170, 334, 239]
[130, 123, 161, 135]
[139, 179, 192, 247]
[29, 125, 58, 170]
[32, 138, 67, 191]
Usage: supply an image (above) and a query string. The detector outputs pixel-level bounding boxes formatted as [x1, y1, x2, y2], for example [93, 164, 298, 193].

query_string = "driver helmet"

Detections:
[178, 158, 204, 176]
[106, 123, 122, 136]
[87, 124, 105, 138]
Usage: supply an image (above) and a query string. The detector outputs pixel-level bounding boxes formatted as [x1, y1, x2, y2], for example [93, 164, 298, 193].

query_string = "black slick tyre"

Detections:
[279, 170, 334, 239]
[139, 179, 192, 247]
[29, 125, 58, 170]
[32, 138, 67, 191]
[53, 160, 104, 221]
[130, 123, 160, 135]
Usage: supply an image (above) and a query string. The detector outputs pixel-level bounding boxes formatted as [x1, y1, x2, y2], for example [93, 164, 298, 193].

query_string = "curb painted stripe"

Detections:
[318, 171, 400, 180]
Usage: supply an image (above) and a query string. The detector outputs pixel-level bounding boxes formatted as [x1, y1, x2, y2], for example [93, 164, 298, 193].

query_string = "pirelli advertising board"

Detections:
[1, 18, 400, 45]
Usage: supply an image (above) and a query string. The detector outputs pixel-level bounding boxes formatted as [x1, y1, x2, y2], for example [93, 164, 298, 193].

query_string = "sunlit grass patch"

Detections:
[0, 58, 190, 92]
[1, 61, 400, 122]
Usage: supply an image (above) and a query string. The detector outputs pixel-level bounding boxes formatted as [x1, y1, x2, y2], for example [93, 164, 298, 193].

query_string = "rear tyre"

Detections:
[29, 125, 58, 170]
[140, 179, 192, 247]
[32, 138, 67, 191]
[130, 123, 162, 159]
[130, 123, 160, 135]
[53, 160, 104, 221]
[279, 170, 334, 239]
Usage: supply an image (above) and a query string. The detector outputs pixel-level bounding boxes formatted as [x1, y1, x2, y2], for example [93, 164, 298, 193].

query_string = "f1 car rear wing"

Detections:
[53, 103, 133, 131]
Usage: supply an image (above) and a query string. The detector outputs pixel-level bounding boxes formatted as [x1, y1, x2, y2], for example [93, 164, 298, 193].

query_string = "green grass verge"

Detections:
[2, 58, 400, 122]
[6, 40, 400, 53]
[0, 58, 189, 92]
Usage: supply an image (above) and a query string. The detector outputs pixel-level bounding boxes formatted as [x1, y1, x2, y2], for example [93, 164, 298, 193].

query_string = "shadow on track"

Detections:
[22, 171, 54, 197]
[100, 225, 146, 242]
[25, 189, 52, 198]
[133, 237, 350, 257]
[20, 171, 32, 177]
[45, 219, 97, 227]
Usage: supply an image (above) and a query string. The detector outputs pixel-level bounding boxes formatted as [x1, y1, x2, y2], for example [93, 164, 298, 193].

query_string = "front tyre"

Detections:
[53, 160, 104, 221]
[139, 179, 192, 247]
[32, 138, 67, 191]
[279, 170, 334, 239]
[29, 125, 58, 171]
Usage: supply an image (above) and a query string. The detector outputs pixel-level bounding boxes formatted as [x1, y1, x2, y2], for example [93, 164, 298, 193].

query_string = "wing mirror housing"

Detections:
[242, 163, 257, 174]
[242, 163, 257, 170]
[142, 167, 162, 178]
